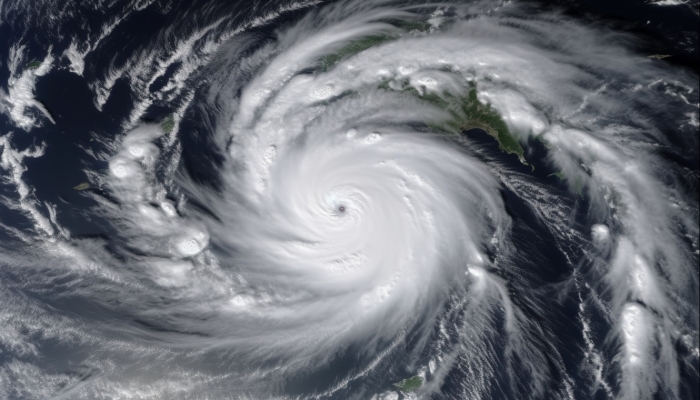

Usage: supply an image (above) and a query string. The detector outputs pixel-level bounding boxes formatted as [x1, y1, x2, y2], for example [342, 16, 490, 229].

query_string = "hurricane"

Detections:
[0, 0, 698, 399]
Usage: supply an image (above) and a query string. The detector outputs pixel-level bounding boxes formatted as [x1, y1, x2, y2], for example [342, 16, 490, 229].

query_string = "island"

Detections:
[394, 375, 423, 392]
[317, 26, 528, 166]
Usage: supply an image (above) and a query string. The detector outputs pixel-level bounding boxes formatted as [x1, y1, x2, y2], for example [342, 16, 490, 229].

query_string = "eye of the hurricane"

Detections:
[338, 205, 346, 213]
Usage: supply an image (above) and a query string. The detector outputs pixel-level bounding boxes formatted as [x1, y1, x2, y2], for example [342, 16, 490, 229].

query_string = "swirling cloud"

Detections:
[0, 1, 697, 399]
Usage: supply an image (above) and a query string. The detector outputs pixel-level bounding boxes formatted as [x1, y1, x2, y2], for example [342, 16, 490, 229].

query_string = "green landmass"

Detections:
[161, 115, 175, 133]
[394, 375, 423, 392]
[534, 134, 551, 149]
[319, 19, 435, 70]
[461, 84, 526, 163]
[571, 177, 584, 197]
[648, 54, 671, 60]
[73, 182, 90, 190]
[549, 171, 566, 180]
[26, 60, 42, 70]
[548, 171, 584, 196]
[317, 31, 526, 165]
[386, 80, 527, 164]
[320, 35, 396, 70]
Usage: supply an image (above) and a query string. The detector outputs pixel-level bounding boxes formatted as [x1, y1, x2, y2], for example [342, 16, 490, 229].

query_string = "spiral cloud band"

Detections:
[0, 0, 697, 399]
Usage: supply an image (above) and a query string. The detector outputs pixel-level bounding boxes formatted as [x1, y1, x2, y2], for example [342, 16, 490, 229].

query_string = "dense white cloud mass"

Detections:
[0, 0, 697, 399]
